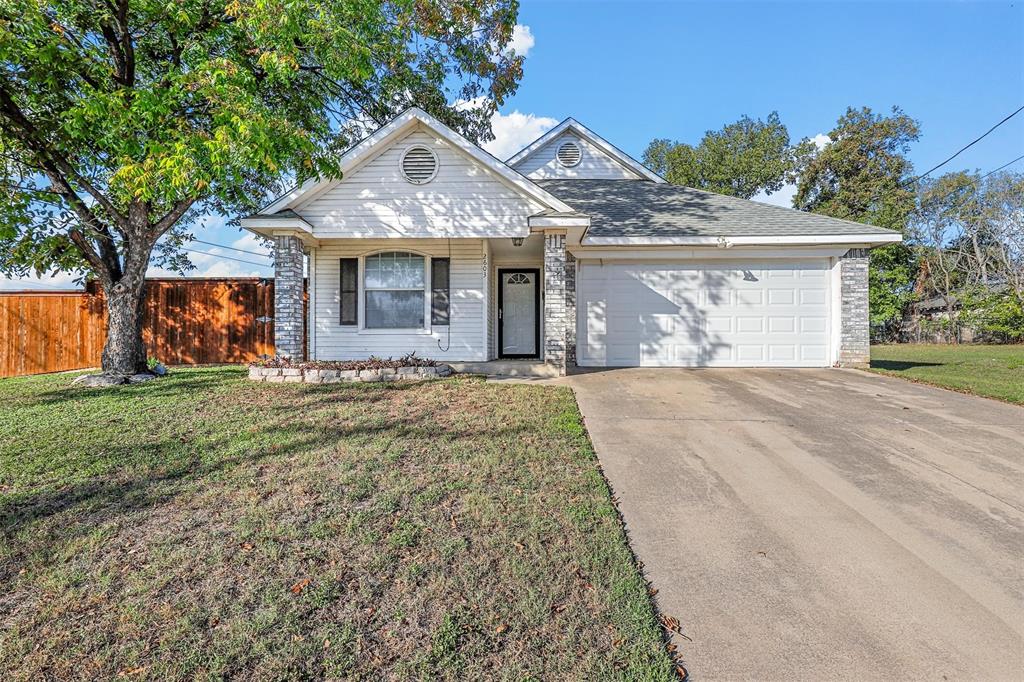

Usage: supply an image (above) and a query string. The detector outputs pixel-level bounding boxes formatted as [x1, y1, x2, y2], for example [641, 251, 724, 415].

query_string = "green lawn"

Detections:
[0, 368, 676, 681]
[869, 344, 1024, 404]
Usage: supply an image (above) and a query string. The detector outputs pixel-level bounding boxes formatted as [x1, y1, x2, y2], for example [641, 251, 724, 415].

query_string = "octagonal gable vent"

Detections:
[400, 145, 439, 184]
[556, 140, 582, 168]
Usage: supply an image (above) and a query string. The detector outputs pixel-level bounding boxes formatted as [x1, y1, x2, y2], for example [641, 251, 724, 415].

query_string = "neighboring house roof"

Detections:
[537, 179, 902, 245]
[256, 107, 573, 217]
[507, 118, 667, 183]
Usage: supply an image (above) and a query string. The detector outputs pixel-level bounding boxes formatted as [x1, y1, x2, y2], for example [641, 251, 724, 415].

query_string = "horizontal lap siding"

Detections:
[313, 239, 486, 362]
[513, 132, 643, 180]
[299, 130, 543, 238]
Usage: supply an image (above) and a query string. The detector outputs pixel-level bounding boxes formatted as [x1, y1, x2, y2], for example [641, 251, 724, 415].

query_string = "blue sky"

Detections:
[6, 0, 1022, 289]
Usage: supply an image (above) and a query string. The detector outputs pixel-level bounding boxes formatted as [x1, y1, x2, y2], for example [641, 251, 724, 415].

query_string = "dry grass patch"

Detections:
[0, 368, 674, 680]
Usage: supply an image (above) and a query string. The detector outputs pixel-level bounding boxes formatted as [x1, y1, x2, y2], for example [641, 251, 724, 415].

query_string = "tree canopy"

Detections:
[0, 0, 524, 373]
[642, 112, 813, 199]
[793, 106, 921, 329]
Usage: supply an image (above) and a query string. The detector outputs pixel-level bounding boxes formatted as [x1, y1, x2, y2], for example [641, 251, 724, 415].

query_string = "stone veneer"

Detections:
[839, 248, 870, 367]
[249, 365, 452, 384]
[543, 232, 567, 373]
[273, 235, 305, 360]
[565, 251, 577, 368]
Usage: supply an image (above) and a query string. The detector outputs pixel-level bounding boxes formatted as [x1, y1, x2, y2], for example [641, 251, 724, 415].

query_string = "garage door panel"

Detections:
[578, 260, 831, 367]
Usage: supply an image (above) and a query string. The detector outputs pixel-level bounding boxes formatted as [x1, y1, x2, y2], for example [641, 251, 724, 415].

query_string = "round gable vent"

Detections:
[400, 145, 438, 184]
[556, 140, 581, 167]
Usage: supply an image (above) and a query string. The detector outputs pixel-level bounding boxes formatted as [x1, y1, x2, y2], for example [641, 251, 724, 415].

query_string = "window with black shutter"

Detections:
[431, 258, 450, 326]
[339, 258, 358, 325]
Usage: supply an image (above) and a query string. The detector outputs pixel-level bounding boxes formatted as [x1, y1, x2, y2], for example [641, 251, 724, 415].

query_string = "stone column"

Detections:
[544, 231, 567, 374]
[565, 251, 577, 368]
[839, 248, 870, 367]
[274, 235, 305, 360]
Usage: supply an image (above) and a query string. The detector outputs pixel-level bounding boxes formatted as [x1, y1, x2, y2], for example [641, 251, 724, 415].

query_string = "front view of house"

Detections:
[241, 109, 900, 375]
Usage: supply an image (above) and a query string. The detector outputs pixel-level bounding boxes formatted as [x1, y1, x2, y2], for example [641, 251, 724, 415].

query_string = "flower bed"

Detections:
[247, 354, 451, 384]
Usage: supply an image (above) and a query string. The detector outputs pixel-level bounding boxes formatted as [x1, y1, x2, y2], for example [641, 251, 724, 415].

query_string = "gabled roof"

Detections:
[258, 107, 574, 216]
[537, 179, 902, 245]
[506, 118, 667, 184]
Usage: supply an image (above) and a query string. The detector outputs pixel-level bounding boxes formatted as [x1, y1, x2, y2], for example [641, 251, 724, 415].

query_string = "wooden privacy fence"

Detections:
[0, 278, 304, 378]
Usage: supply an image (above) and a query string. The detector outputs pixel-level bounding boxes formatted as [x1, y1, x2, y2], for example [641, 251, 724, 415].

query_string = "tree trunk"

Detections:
[101, 268, 148, 376]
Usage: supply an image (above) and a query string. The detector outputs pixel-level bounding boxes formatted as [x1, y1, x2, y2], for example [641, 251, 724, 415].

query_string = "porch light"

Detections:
[511, 237, 524, 247]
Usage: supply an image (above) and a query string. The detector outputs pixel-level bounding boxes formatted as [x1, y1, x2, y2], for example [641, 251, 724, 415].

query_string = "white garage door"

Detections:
[577, 260, 832, 367]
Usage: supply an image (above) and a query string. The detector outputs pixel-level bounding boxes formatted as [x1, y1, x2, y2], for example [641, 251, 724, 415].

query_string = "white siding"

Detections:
[512, 131, 644, 181]
[298, 129, 543, 238]
[312, 239, 486, 362]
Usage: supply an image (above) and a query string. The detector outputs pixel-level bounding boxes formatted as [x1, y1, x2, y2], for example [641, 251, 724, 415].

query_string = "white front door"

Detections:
[576, 260, 831, 367]
[500, 270, 539, 358]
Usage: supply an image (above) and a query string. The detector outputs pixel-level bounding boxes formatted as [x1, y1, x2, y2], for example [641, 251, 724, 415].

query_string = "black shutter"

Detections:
[339, 258, 358, 325]
[431, 258, 450, 326]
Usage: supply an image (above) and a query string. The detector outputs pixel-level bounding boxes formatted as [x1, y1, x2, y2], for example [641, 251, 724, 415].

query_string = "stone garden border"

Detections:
[248, 364, 452, 384]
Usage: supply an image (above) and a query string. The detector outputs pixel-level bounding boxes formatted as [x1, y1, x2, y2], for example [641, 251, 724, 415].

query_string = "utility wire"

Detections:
[181, 247, 272, 268]
[980, 153, 1024, 180]
[909, 104, 1024, 184]
[191, 238, 272, 258]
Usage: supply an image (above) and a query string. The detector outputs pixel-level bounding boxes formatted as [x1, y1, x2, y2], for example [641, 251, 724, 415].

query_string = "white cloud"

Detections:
[752, 183, 797, 208]
[484, 109, 559, 160]
[0, 270, 85, 291]
[507, 24, 535, 57]
[751, 132, 830, 209]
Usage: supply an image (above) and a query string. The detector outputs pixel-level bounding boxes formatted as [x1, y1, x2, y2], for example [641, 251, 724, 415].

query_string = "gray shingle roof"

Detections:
[536, 179, 900, 239]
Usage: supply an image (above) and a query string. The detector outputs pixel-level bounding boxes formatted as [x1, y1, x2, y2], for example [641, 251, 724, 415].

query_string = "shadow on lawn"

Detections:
[0, 377, 535, 582]
[871, 360, 944, 371]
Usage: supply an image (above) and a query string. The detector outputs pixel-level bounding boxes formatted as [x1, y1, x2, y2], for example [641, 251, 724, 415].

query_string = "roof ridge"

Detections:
[535, 178, 900, 235]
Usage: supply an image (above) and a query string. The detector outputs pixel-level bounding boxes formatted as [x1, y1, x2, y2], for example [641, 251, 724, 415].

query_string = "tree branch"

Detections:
[0, 81, 128, 232]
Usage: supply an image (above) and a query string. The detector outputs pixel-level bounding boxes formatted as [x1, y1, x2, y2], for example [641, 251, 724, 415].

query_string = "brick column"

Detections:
[543, 231, 567, 374]
[565, 251, 577, 369]
[274, 235, 305, 360]
[839, 248, 870, 367]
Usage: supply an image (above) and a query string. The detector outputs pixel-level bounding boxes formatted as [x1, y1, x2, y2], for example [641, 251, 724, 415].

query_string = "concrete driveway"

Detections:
[567, 368, 1024, 681]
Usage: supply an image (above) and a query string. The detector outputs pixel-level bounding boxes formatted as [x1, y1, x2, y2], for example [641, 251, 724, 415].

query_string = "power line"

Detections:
[910, 104, 1024, 184]
[191, 239, 272, 258]
[181, 247, 272, 268]
[980, 153, 1024, 179]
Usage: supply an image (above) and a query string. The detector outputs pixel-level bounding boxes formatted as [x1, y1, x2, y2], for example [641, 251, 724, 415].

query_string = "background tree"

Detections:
[0, 0, 523, 376]
[793, 106, 921, 335]
[642, 112, 813, 199]
[914, 170, 1024, 341]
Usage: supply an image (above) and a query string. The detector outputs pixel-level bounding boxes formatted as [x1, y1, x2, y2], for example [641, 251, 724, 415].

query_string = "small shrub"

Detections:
[249, 352, 439, 371]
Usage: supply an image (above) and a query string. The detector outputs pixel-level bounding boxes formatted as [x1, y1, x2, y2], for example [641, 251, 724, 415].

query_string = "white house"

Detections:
[241, 108, 900, 375]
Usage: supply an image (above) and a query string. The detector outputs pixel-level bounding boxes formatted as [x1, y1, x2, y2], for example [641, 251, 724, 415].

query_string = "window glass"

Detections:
[364, 252, 426, 329]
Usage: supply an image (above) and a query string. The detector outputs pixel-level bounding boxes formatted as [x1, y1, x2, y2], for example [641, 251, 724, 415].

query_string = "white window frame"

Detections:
[358, 249, 433, 335]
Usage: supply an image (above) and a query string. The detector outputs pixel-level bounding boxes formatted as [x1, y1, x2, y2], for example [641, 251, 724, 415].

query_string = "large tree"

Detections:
[0, 0, 523, 375]
[914, 170, 1024, 340]
[793, 106, 920, 333]
[642, 112, 813, 199]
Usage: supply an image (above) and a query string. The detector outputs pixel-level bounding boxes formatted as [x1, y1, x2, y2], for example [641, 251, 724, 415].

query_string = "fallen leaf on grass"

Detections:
[239, 542, 254, 551]
[551, 602, 567, 614]
[660, 614, 681, 633]
[495, 624, 508, 635]
[290, 578, 311, 594]
[117, 667, 147, 677]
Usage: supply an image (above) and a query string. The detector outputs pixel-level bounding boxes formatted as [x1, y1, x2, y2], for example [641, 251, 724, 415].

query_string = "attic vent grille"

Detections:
[400, 145, 438, 184]
[556, 141, 581, 167]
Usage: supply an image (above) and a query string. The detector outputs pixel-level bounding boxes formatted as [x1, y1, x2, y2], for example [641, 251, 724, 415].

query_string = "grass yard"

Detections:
[0, 368, 676, 681]
[869, 344, 1024, 404]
